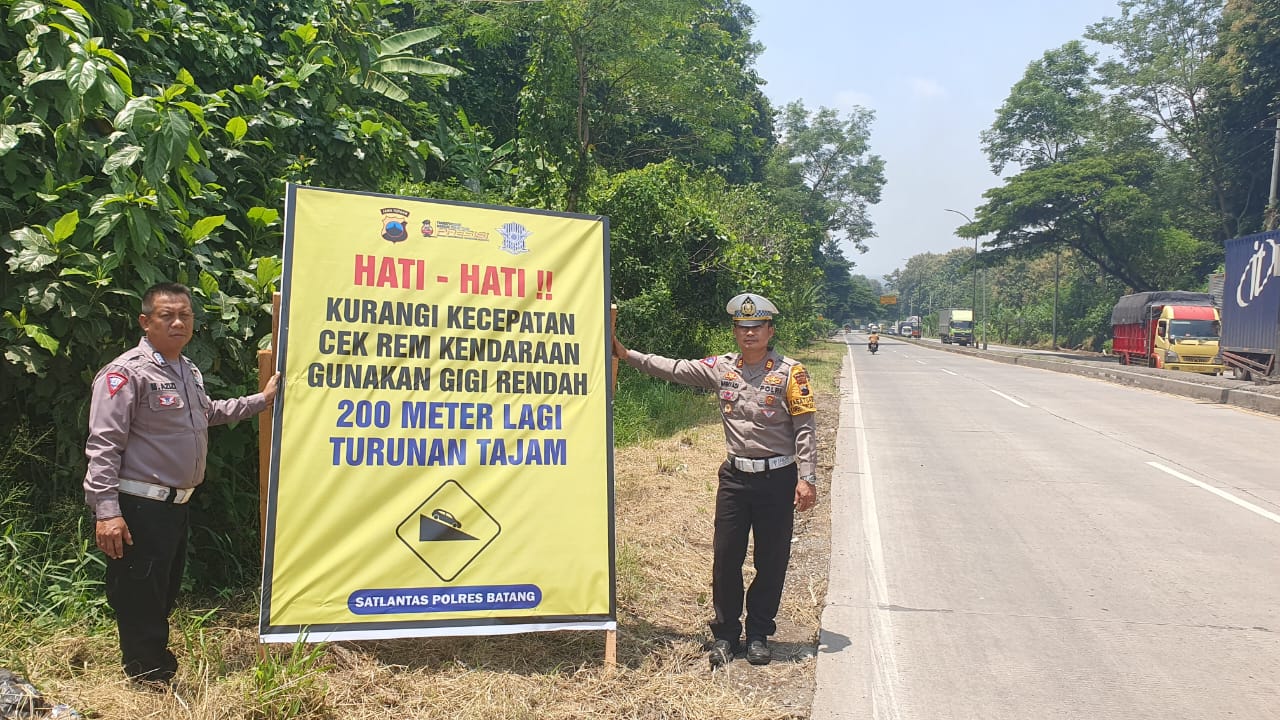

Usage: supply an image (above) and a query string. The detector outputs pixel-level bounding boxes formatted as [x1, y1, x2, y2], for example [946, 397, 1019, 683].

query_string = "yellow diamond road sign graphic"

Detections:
[396, 480, 501, 582]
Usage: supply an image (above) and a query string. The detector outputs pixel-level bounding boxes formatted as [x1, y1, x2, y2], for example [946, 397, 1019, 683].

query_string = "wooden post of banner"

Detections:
[606, 304, 618, 668]
[258, 292, 280, 558]
[256, 293, 280, 660]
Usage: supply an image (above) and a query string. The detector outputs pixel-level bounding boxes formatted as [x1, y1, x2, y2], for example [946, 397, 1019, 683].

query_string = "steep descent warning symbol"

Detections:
[396, 480, 501, 582]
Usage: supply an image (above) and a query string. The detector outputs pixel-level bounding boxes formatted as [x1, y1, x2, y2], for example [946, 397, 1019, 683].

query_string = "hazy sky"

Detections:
[748, 0, 1123, 282]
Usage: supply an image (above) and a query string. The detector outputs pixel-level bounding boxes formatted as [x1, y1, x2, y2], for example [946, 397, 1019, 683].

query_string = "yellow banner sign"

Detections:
[879, 295, 898, 305]
[261, 185, 614, 642]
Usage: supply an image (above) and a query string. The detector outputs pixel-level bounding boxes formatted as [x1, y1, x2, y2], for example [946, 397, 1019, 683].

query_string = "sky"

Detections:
[748, 0, 1125, 283]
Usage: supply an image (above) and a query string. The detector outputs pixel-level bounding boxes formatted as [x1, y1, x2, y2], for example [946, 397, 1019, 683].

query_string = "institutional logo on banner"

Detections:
[262, 185, 613, 643]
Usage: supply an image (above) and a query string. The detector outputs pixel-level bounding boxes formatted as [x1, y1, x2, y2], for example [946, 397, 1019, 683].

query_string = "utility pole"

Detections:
[1268, 113, 1280, 232]
[944, 208, 979, 346]
[982, 268, 988, 350]
[1052, 249, 1060, 350]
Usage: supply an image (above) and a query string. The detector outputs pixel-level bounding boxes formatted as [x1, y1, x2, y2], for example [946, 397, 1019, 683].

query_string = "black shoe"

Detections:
[746, 637, 771, 665]
[708, 639, 738, 669]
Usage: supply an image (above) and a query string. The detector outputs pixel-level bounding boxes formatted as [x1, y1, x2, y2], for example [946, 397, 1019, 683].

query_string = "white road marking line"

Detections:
[940, 369, 958, 376]
[988, 389, 1029, 408]
[1147, 461, 1280, 525]
[845, 344, 902, 720]
[915, 360, 927, 365]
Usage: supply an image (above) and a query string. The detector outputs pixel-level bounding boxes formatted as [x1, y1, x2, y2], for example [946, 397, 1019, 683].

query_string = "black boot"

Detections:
[746, 637, 771, 665]
[708, 639, 739, 669]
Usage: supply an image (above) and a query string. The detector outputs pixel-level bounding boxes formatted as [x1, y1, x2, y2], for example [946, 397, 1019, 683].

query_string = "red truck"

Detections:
[1110, 291, 1224, 373]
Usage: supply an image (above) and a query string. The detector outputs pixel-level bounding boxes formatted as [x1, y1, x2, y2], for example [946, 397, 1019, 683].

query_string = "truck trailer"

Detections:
[1220, 230, 1280, 380]
[1109, 291, 1224, 373]
[937, 308, 974, 345]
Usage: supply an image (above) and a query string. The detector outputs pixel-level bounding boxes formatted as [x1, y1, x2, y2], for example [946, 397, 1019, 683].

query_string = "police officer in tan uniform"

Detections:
[613, 293, 818, 668]
[84, 282, 279, 685]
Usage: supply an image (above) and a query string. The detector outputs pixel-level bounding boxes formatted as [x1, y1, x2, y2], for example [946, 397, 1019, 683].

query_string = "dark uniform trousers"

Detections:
[105, 494, 190, 682]
[710, 460, 798, 644]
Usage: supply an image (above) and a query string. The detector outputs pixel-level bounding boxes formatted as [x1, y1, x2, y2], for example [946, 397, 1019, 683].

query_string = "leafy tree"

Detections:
[766, 101, 886, 252]
[474, 0, 773, 211]
[846, 274, 884, 323]
[963, 151, 1217, 292]
[0, 0, 464, 586]
[1213, 0, 1280, 232]
[1087, 0, 1236, 238]
[982, 41, 1105, 173]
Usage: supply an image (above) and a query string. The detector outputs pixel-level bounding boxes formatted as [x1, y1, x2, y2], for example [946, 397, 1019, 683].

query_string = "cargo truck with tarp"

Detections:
[1220, 230, 1280, 381]
[1110, 291, 1224, 373]
[937, 308, 973, 345]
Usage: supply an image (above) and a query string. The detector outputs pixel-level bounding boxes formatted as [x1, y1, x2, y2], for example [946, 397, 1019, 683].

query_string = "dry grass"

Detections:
[11, 343, 843, 719]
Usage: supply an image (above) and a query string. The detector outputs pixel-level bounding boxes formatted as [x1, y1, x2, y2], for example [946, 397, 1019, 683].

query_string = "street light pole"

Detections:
[944, 208, 979, 348]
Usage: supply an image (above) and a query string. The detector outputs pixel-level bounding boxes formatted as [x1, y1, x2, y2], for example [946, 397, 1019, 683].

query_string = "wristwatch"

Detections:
[800, 474, 818, 487]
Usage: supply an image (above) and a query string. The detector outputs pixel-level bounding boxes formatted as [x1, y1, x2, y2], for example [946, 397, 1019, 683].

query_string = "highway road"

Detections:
[815, 333, 1280, 720]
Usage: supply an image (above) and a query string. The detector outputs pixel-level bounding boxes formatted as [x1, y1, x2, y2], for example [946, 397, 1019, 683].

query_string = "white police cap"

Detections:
[726, 293, 778, 326]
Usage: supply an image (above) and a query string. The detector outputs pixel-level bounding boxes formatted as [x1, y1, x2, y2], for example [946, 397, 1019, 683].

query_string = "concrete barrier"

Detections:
[900, 338, 1280, 418]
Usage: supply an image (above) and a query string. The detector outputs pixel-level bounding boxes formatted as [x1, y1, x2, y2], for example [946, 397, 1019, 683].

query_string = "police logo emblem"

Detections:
[158, 393, 180, 407]
[740, 297, 756, 317]
[105, 372, 128, 398]
[498, 222, 531, 255]
[723, 402, 734, 414]
[381, 207, 411, 243]
[421, 219, 434, 237]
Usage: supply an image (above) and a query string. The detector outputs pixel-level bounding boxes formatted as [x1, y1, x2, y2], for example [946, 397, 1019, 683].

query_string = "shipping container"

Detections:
[1220, 230, 1280, 380]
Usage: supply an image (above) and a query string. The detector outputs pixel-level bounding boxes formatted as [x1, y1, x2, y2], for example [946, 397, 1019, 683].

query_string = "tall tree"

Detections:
[1213, 0, 1280, 233]
[474, 0, 772, 211]
[982, 41, 1105, 173]
[766, 101, 886, 252]
[963, 151, 1216, 292]
[1086, 0, 1235, 237]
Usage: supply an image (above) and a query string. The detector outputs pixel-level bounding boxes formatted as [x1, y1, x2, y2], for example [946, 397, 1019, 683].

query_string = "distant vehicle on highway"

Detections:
[1110, 292, 1223, 373]
[938, 308, 974, 345]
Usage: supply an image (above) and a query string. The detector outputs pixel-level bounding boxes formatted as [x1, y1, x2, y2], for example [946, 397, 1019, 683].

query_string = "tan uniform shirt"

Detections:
[83, 337, 270, 519]
[624, 348, 817, 477]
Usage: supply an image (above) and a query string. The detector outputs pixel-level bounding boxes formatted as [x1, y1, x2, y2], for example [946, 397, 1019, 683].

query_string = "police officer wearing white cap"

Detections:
[613, 293, 818, 669]
[83, 282, 279, 685]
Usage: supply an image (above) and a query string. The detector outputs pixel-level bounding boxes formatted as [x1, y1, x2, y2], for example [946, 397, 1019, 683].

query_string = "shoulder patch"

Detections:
[105, 372, 128, 397]
[701, 356, 718, 367]
[786, 363, 816, 415]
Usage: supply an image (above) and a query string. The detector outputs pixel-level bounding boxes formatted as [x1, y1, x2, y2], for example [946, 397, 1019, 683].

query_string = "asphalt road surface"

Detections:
[814, 333, 1279, 720]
